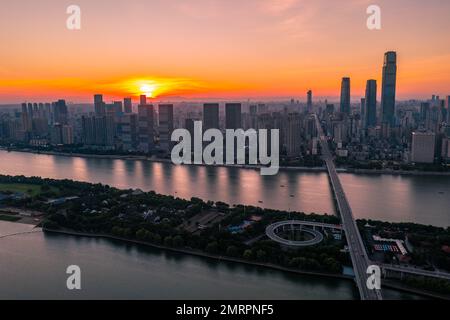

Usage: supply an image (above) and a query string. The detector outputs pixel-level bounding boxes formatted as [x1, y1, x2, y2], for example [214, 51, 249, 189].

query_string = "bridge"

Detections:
[314, 114, 382, 300]
[381, 264, 450, 281]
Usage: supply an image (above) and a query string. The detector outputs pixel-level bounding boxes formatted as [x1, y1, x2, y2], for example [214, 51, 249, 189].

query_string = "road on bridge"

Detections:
[314, 114, 382, 301]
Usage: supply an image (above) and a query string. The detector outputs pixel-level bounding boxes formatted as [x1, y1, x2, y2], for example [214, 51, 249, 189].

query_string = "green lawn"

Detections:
[0, 214, 21, 222]
[0, 183, 58, 197]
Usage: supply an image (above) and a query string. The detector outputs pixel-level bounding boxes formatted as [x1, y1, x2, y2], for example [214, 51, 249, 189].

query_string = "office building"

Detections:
[225, 103, 242, 129]
[286, 113, 301, 157]
[340, 77, 351, 115]
[158, 104, 174, 152]
[53, 99, 68, 125]
[120, 114, 138, 151]
[365, 80, 377, 128]
[94, 94, 105, 116]
[138, 100, 155, 153]
[307, 90, 312, 112]
[381, 51, 397, 126]
[203, 103, 219, 130]
[124, 98, 133, 114]
[411, 132, 436, 163]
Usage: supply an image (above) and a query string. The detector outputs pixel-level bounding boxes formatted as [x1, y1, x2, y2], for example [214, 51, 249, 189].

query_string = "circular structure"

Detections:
[266, 220, 324, 247]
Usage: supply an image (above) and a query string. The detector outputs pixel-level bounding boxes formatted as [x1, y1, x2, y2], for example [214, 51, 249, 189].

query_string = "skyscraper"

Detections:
[286, 113, 301, 157]
[53, 99, 68, 124]
[203, 103, 219, 130]
[94, 94, 105, 116]
[381, 51, 397, 126]
[158, 104, 174, 152]
[307, 90, 312, 112]
[447, 96, 450, 123]
[420, 102, 430, 122]
[124, 98, 133, 114]
[365, 80, 377, 128]
[340, 77, 351, 115]
[225, 103, 242, 129]
[140, 95, 147, 106]
[360, 98, 366, 128]
[120, 114, 138, 151]
[138, 101, 154, 153]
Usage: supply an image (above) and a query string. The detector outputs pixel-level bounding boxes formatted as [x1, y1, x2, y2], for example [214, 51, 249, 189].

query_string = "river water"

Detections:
[0, 222, 421, 300]
[0, 150, 448, 227]
[0, 150, 448, 299]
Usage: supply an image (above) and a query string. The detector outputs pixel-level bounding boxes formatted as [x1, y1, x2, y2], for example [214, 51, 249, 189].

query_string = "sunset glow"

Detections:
[1, 0, 449, 103]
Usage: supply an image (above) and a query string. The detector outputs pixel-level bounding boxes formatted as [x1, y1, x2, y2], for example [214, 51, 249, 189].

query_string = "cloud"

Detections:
[261, 0, 299, 14]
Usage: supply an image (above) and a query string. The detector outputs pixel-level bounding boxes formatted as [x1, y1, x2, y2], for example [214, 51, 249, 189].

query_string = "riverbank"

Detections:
[43, 227, 351, 281]
[43, 227, 444, 300]
[0, 147, 326, 172]
[3, 146, 449, 176]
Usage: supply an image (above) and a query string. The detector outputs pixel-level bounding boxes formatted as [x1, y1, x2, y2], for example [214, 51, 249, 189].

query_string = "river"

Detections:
[0, 150, 448, 227]
[0, 150, 448, 299]
[0, 221, 422, 300]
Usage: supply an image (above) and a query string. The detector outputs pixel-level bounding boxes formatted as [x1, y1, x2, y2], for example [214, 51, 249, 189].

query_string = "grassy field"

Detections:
[0, 183, 58, 197]
[0, 214, 21, 222]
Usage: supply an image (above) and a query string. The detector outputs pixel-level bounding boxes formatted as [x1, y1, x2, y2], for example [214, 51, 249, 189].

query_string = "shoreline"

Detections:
[2, 146, 449, 176]
[0, 147, 326, 173]
[43, 227, 446, 300]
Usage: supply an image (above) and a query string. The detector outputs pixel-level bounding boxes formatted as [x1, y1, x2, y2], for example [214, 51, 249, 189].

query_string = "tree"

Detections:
[205, 241, 218, 254]
[243, 249, 253, 260]
[173, 235, 184, 248]
[136, 229, 148, 240]
[256, 249, 266, 262]
[164, 236, 173, 247]
[226, 246, 239, 257]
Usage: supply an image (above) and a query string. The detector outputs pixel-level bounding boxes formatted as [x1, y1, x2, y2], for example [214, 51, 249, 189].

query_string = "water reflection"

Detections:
[0, 151, 449, 226]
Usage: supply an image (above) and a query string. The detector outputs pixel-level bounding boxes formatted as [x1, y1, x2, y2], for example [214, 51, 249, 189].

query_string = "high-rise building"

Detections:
[340, 77, 351, 115]
[441, 137, 450, 161]
[140, 95, 147, 106]
[124, 98, 133, 114]
[53, 99, 68, 124]
[94, 94, 105, 116]
[81, 116, 115, 147]
[113, 101, 123, 116]
[307, 90, 312, 112]
[120, 114, 138, 151]
[62, 125, 74, 145]
[225, 103, 242, 129]
[50, 123, 63, 145]
[158, 104, 174, 152]
[138, 102, 154, 153]
[360, 98, 366, 127]
[381, 51, 397, 126]
[326, 104, 335, 115]
[286, 113, 301, 157]
[21, 103, 32, 132]
[447, 96, 450, 123]
[203, 103, 219, 130]
[364, 80, 377, 128]
[420, 102, 430, 122]
[411, 132, 436, 163]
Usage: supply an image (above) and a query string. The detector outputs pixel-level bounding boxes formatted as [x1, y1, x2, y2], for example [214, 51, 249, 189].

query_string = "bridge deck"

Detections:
[315, 115, 382, 301]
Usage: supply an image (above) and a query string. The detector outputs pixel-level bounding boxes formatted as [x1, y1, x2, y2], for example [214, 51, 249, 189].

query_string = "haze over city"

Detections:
[1, 0, 450, 103]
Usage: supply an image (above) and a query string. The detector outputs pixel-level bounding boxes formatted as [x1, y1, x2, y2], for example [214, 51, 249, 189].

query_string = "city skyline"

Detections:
[1, 0, 450, 103]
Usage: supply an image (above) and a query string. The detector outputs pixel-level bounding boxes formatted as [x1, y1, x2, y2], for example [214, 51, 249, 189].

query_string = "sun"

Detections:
[140, 84, 156, 98]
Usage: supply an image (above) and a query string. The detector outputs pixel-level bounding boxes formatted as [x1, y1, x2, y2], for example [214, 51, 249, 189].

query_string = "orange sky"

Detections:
[1, 0, 450, 103]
